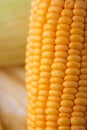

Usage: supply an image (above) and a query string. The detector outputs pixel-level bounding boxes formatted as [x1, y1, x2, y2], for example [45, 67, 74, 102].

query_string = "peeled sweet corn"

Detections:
[26, 0, 87, 130]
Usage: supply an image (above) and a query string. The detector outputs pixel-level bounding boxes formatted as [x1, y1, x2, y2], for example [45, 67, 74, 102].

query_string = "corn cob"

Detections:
[26, 0, 87, 130]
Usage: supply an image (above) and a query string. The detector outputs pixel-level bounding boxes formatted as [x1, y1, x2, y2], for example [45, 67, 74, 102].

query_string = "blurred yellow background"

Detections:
[0, 0, 31, 65]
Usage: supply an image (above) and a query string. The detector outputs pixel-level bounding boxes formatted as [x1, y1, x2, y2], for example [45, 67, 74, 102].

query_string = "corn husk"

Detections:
[0, 67, 27, 130]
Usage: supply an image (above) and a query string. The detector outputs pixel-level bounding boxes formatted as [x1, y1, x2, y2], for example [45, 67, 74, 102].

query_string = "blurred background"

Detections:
[0, 0, 31, 129]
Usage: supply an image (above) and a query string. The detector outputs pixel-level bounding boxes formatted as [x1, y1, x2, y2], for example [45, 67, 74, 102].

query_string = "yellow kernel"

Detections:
[69, 42, 83, 50]
[39, 1, 49, 9]
[54, 58, 66, 64]
[56, 37, 69, 45]
[40, 72, 50, 78]
[46, 115, 58, 121]
[58, 117, 70, 125]
[64, 75, 78, 81]
[62, 9, 73, 17]
[68, 49, 80, 55]
[33, 55, 40, 60]
[59, 107, 72, 113]
[43, 31, 55, 38]
[70, 29, 84, 35]
[52, 63, 65, 71]
[82, 56, 87, 61]
[55, 51, 68, 58]
[41, 58, 53, 65]
[82, 49, 87, 56]
[50, 84, 63, 91]
[67, 55, 81, 62]
[39, 78, 49, 84]
[50, 77, 63, 84]
[36, 128, 44, 130]
[61, 94, 74, 100]
[45, 127, 57, 130]
[70, 35, 84, 42]
[37, 9, 47, 16]
[76, 91, 87, 99]
[43, 38, 54, 45]
[36, 121, 45, 127]
[39, 90, 48, 96]
[48, 6, 62, 14]
[72, 112, 84, 117]
[55, 45, 68, 51]
[49, 90, 62, 97]
[51, 70, 65, 78]
[42, 51, 54, 58]
[85, 31, 87, 37]
[51, 0, 64, 8]
[56, 31, 69, 37]
[43, 24, 56, 31]
[73, 105, 86, 112]
[60, 100, 74, 107]
[40, 65, 51, 71]
[67, 61, 80, 68]
[29, 28, 41, 35]
[57, 24, 70, 31]
[79, 80, 87, 87]
[71, 22, 84, 29]
[59, 113, 70, 118]
[65, 0, 75, 9]
[32, 75, 38, 80]
[46, 108, 58, 115]
[42, 45, 54, 51]
[38, 96, 47, 102]
[63, 81, 78, 88]
[48, 96, 60, 103]
[59, 16, 72, 24]
[47, 12, 59, 20]
[75, 1, 86, 9]
[31, 81, 38, 88]
[47, 19, 57, 26]
[47, 101, 59, 109]
[73, 16, 84, 22]
[33, 62, 39, 67]
[65, 68, 80, 75]
[73, 9, 86, 17]
[36, 108, 44, 114]
[81, 69, 87, 74]
[75, 98, 87, 106]
[36, 115, 45, 120]
[27, 120, 35, 127]
[79, 87, 87, 93]
[63, 88, 77, 94]
[82, 62, 87, 68]
[33, 49, 41, 55]
[80, 75, 87, 80]
[59, 126, 70, 130]
[71, 126, 86, 130]
[27, 126, 34, 130]
[37, 16, 46, 23]
[71, 117, 86, 125]
[30, 35, 41, 42]
[32, 68, 39, 75]
[28, 113, 35, 121]
[46, 122, 57, 127]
